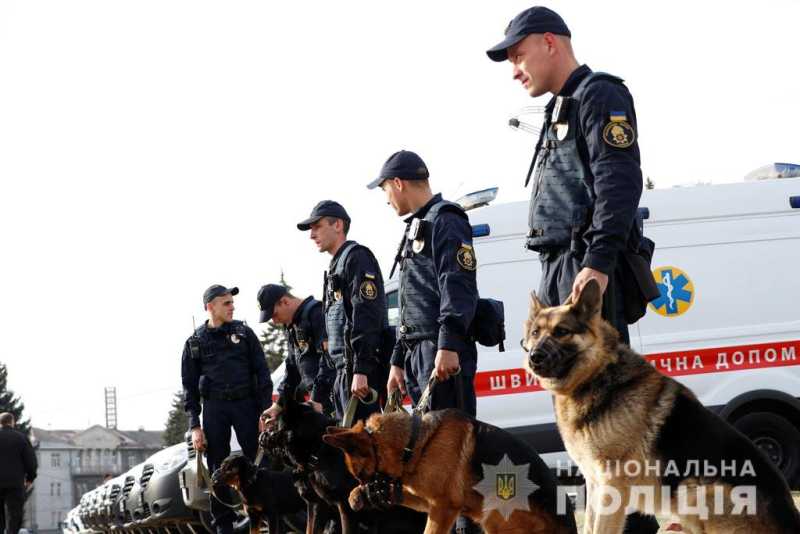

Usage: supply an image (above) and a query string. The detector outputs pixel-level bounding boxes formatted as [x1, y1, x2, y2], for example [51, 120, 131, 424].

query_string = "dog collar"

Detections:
[402, 414, 422, 464]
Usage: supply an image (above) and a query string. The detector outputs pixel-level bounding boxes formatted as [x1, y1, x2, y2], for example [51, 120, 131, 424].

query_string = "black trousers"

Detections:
[538, 250, 659, 534]
[202, 397, 260, 534]
[332, 365, 386, 424]
[0, 487, 25, 534]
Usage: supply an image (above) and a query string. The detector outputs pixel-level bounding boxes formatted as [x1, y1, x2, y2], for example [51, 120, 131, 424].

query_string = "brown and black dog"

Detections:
[211, 453, 306, 534]
[323, 409, 577, 534]
[522, 279, 800, 533]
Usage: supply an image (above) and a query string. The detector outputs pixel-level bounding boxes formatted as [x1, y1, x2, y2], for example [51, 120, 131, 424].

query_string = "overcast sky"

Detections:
[2, 0, 798, 432]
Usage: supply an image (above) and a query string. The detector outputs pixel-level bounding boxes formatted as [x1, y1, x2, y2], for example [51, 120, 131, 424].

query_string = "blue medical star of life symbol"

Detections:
[650, 266, 694, 317]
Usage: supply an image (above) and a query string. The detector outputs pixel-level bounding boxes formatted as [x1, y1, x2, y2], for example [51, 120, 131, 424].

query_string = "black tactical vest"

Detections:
[398, 199, 468, 341]
[190, 320, 253, 394]
[526, 72, 625, 251]
[286, 298, 323, 388]
[324, 242, 359, 363]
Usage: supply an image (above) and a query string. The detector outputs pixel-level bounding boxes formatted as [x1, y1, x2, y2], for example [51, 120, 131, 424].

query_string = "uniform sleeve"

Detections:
[579, 80, 643, 274]
[23, 435, 37, 482]
[246, 326, 273, 411]
[180, 340, 202, 429]
[309, 303, 335, 403]
[432, 211, 478, 354]
[345, 248, 386, 375]
[277, 338, 300, 399]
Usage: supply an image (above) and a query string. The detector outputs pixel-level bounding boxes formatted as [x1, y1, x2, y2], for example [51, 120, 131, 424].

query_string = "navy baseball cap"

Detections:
[366, 150, 429, 190]
[296, 200, 351, 231]
[203, 284, 239, 307]
[256, 284, 288, 323]
[486, 6, 571, 62]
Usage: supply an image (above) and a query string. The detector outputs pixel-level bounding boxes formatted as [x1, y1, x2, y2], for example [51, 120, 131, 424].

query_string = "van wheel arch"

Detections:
[720, 390, 800, 489]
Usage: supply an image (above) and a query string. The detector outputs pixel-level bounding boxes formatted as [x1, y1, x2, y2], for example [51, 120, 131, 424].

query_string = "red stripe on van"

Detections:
[474, 339, 800, 398]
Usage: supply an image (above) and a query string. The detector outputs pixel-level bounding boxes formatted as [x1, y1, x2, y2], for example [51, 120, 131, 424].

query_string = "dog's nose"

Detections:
[529, 336, 559, 365]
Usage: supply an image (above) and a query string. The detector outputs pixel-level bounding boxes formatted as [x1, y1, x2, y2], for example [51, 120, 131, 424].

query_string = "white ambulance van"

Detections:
[383, 171, 800, 486]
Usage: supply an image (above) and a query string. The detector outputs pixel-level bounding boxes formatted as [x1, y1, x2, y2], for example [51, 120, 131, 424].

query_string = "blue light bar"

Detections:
[791, 196, 800, 209]
[472, 224, 491, 238]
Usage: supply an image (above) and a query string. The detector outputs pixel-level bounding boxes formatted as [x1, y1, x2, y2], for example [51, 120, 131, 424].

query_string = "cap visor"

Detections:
[296, 215, 322, 231]
[366, 177, 386, 190]
[486, 34, 525, 62]
[258, 309, 272, 323]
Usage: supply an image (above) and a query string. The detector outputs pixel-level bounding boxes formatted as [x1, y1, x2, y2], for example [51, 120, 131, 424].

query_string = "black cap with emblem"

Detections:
[486, 6, 571, 62]
[203, 284, 239, 308]
[297, 200, 351, 231]
[366, 150, 429, 190]
[256, 284, 288, 323]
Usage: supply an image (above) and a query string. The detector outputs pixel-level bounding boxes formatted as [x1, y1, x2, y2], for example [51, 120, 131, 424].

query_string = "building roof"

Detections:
[31, 425, 164, 451]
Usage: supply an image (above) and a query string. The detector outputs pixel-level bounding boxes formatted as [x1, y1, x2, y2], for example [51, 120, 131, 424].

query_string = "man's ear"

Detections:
[529, 291, 544, 317]
[573, 279, 602, 321]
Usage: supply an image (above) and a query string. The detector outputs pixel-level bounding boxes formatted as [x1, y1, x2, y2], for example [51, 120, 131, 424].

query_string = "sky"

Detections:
[1, 1, 798, 432]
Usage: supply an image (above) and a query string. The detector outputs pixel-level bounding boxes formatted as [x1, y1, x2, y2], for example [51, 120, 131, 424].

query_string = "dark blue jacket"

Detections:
[0, 427, 37, 488]
[181, 319, 273, 429]
[530, 65, 643, 275]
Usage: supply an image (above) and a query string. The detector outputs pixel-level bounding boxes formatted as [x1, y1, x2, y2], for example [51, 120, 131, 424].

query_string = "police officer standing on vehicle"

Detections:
[369, 151, 480, 534]
[369, 150, 479, 415]
[297, 201, 389, 424]
[257, 283, 335, 418]
[181, 285, 273, 534]
[487, 7, 657, 533]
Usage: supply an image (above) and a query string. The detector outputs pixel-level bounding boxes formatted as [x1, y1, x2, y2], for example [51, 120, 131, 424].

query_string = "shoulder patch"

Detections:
[359, 280, 378, 300]
[456, 243, 477, 271]
[602, 113, 635, 148]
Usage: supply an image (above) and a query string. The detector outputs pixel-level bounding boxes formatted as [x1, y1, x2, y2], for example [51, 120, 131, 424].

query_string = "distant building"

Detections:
[26, 425, 162, 534]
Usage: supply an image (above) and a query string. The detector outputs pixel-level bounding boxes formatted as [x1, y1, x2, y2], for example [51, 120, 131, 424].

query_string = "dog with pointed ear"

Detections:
[521, 279, 619, 394]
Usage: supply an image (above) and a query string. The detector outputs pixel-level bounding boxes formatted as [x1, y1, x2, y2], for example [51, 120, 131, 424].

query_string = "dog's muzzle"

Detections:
[528, 336, 561, 366]
[528, 336, 579, 378]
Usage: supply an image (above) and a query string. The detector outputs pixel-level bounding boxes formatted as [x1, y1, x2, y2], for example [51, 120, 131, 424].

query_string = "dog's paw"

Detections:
[349, 485, 367, 511]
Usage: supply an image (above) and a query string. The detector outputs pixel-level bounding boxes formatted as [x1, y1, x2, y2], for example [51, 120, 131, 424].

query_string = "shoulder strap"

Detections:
[332, 241, 360, 276]
[423, 199, 467, 223]
[572, 71, 625, 102]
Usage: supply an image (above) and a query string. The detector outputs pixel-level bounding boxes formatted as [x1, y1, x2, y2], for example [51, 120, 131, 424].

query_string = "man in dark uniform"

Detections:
[369, 150, 480, 534]
[257, 283, 334, 418]
[297, 201, 389, 424]
[181, 285, 273, 534]
[0, 413, 36, 534]
[487, 7, 658, 533]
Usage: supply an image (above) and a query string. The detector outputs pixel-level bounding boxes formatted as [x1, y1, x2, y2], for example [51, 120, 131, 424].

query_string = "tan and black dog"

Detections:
[323, 409, 578, 534]
[522, 279, 800, 533]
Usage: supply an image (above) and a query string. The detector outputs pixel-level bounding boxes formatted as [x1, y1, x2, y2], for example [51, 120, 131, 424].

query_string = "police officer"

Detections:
[181, 285, 273, 534]
[257, 283, 334, 417]
[297, 201, 389, 424]
[368, 150, 479, 413]
[487, 7, 657, 533]
[369, 150, 480, 534]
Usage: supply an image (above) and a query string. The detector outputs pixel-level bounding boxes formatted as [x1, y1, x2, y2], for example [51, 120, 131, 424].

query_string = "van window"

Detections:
[386, 290, 399, 327]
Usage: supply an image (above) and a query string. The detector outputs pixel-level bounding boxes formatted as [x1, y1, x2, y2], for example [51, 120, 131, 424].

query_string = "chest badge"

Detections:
[230, 334, 241, 344]
[553, 122, 569, 141]
[297, 340, 309, 352]
[456, 243, 477, 271]
[359, 280, 378, 300]
[603, 111, 635, 148]
[412, 238, 425, 254]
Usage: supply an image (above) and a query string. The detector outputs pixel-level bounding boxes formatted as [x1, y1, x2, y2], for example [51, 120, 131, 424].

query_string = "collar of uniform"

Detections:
[330, 240, 355, 268]
[404, 193, 443, 224]
[545, 64, 592, 113]
[291, 296, 314, 326]
[203, 320, 231, 334]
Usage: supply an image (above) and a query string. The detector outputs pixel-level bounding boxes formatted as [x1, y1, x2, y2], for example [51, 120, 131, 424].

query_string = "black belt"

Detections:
[203, 386, 252, 401]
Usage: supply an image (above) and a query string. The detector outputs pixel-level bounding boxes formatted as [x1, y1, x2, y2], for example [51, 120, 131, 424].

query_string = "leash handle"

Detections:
[383, 389, 407, 414]
[341, 387, 379, 428]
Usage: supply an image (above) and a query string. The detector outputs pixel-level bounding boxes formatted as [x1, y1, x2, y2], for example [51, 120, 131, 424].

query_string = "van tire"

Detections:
[733, 411, 800, 488]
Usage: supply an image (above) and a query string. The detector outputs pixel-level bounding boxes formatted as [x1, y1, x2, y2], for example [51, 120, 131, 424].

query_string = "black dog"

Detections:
[212, 453, 306, 534]
[274, 390, 426, 534]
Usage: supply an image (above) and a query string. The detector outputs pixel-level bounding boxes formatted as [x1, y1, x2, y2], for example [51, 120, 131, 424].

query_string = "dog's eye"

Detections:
[552, 326, 571, 337]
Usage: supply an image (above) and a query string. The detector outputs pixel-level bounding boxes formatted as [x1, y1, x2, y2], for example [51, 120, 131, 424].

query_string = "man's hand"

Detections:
[306, 399, 324, 413]
[259, 405, 282, 432]
[191, 427, 206, 453]
[571, 267, 608, 304]
[387, 365, 406, 395]
[434, 349, 460, 382]
[351, 373, 369, 399]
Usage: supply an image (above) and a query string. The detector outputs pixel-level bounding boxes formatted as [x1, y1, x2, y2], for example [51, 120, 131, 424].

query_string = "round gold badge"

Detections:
[359, 280, 378, 300]
[456, 245, 477, 271]
[602, 121, 635, 148]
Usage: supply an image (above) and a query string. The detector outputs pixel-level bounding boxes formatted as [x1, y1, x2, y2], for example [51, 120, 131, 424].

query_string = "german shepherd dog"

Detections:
[212, 453, 305, 534]
[522, 279, 800, 533]
[323, 409, 578, 534]
[274, 390, 426, 534]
